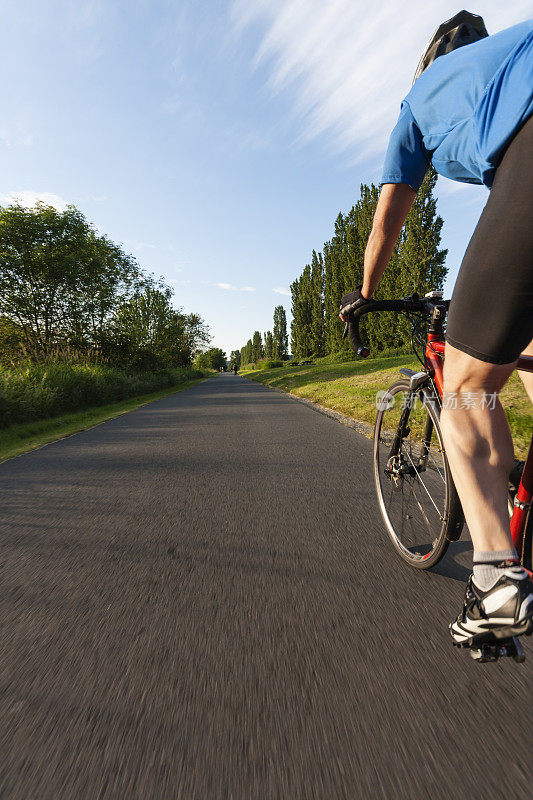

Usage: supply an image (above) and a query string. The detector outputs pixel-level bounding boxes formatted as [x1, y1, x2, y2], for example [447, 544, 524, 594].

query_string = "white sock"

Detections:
[473, 549, 519, 591]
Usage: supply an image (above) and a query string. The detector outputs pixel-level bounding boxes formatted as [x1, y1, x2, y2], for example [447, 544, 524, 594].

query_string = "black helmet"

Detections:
[413, 10, 489, 83]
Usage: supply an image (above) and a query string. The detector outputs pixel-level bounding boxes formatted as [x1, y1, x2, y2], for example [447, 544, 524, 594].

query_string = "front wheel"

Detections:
[373, 380, 464, 569]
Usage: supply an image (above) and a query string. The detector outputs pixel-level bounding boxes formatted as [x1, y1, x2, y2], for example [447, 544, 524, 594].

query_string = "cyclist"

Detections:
[340, 13, 533, 647]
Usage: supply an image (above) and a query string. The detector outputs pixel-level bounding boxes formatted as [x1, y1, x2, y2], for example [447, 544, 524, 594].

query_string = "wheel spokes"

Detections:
[375, 387, 448, 562]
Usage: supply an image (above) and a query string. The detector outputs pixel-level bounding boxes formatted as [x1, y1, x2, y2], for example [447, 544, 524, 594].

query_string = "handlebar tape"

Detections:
[342, 297, 426, 358]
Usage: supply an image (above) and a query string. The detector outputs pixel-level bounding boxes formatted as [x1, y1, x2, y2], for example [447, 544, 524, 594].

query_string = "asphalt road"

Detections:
[1, 373, 531, 799]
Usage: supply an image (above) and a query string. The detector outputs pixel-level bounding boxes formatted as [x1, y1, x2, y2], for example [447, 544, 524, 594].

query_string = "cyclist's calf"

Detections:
[440, 343, 516, 552]
[442, 343, 515, 473]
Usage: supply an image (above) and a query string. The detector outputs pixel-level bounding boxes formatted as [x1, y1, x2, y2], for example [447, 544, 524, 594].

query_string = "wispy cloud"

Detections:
[216, 282, 256, 292]
[0, 190, 68, 211]
[124, 240, 157, 252]
[273, 286, 290, 296]
[230, 1, 532, 162]
[0, 131, 32, 148]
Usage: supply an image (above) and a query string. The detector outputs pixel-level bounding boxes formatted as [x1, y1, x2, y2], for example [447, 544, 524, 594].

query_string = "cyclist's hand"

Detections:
[339, 285, 370, 321]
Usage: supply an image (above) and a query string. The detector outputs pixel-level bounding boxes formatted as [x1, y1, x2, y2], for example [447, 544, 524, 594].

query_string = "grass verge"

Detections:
[244, 356, 532, 459]
[0, 375, 209, 463]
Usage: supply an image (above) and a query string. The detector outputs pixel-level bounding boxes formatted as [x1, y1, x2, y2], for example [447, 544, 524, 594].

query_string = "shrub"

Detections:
[0, 362, 203, 428]
[316, 345, 412, 365]
[261, 359, 283, 369]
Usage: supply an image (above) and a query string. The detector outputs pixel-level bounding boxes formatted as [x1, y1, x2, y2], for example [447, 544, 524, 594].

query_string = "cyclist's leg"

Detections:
[443, 345, 533, 643]
[442, 114, 533, 555]
[441, 345, 516, 552]
[442, 117, 533, 643]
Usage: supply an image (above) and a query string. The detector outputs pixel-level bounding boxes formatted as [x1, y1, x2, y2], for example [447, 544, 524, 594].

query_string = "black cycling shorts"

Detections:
[446, 114, 533, 364]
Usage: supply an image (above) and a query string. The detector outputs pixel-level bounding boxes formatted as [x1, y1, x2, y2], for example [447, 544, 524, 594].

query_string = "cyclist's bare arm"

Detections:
[361, 183, 416, 299]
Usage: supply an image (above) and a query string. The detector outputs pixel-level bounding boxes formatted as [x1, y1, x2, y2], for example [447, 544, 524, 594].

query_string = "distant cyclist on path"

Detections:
[340, 13, 533, 644]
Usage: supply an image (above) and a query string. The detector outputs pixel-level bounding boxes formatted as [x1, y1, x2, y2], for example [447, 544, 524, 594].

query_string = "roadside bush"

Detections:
[316, 345, 411, 365]
[260, 359, 283, 370]
[0, 362, 203, 428]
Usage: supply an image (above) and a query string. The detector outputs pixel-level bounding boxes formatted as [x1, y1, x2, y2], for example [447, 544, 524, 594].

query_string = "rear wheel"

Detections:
[373, 380, 464, 569]
[521, 508, 533, 572]
[508, 461, 533, 571]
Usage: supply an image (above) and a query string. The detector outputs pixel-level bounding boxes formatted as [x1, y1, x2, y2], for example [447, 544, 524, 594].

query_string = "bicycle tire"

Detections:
[521, 507, 533, 572]
[373, 379, 464, 569]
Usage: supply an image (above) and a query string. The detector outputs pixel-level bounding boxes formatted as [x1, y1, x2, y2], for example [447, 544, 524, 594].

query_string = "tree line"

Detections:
[290, 170, 447, 358]
[236, 305, 289, 367]
[0, 202, 210, 369]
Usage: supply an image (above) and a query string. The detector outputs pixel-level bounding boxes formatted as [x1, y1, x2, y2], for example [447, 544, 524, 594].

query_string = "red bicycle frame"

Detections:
[424, 328, 533, 574]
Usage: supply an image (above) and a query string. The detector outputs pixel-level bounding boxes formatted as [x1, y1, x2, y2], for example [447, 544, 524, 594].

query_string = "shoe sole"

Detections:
[450, 614, 533, 648]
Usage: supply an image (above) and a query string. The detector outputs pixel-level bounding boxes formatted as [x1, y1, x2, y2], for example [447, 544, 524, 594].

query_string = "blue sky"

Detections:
[1, 1, 531, 355]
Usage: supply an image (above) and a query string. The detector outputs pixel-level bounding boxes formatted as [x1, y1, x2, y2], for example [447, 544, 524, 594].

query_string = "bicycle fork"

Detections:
[386, 389, 432, 475]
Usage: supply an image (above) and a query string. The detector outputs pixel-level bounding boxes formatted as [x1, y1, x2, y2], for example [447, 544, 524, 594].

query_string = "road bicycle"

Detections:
[344, 291, 533, 662]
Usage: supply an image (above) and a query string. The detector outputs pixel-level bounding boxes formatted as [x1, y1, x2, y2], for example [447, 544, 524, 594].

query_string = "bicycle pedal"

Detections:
[469, 637, 525, 664]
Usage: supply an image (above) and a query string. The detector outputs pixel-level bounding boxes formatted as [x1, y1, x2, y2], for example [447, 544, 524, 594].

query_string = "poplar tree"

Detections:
[290, 278, 300, 358]
[264, 330, 274, 359]
[398, 169, 447, 295]
[243, 339, 252, 365]
[295, 173, 446, 356]
[309, 250, 325, 356]
[252, 330, 263, 361]
[359, 171, 446, 351]
[241, 173, 445, 362]
[273, 305, 288, 359]
[290, 267, 313, 358]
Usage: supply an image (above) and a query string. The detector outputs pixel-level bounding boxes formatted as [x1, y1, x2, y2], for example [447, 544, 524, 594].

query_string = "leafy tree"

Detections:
[309, 250, 325, 356]
[195, 347, 226, 370]
[114, 280, 173, 350]
[0, 201, 138, 354]
[229, 349, 241, 368]
[0, 200, 211, 369]
[290, 267, 313, 359]
[273, 305, 288, 359]
[323, 210, 362, 354]
[398, 169, 447, 294]
[242, 339, 253, 365]
[252, 330, 263, 362]
[360, 171, 446, 351]
[183, 312, 211, 360]
[110, 279, 186, 368]
[290, 255, 324, 359]
[263, 330, 274, 359]
[293, 173, 446, 357]
[0, 317, 27, 363]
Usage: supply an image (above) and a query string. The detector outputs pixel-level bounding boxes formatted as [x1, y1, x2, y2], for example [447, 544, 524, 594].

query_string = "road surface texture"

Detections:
[1, 374, 531, 799]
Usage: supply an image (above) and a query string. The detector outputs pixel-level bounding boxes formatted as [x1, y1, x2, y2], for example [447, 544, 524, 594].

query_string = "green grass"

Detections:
[244, 355, 533, 459]
[0, 375, 209, 463]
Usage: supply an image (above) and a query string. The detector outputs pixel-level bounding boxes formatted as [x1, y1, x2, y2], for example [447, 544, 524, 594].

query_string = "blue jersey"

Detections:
[381, 20, 533, 190]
